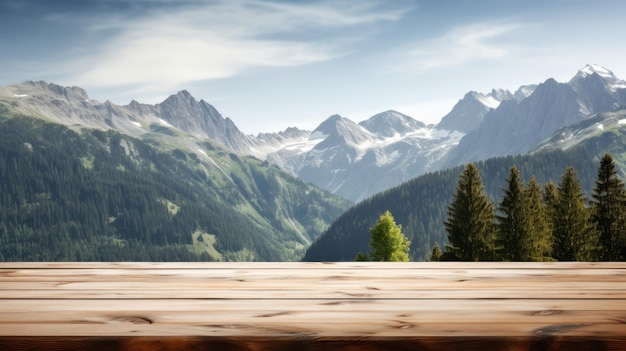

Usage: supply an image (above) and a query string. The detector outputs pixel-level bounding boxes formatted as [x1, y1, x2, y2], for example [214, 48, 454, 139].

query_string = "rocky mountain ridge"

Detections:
[254, 64, 626, 201]
[442, 65, 626, 168]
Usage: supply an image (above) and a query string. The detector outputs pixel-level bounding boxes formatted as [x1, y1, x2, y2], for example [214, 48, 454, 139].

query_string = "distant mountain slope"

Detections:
[257, 65, 623, 202]
[303, 144, 606, 262]
[533, 109, 626, 169]
[0, 81, 254, 154]
[441, 64, 626, 168]
[436, 86, 535, 133]
[0, 104, 350, 261]
[263, 111, 463, 202]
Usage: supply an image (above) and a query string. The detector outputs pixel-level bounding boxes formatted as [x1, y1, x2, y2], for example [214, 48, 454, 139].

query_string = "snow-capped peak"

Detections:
[570, 64, 626, 93]
[577, 63, 615, 79]
[359, 110, 425, 137]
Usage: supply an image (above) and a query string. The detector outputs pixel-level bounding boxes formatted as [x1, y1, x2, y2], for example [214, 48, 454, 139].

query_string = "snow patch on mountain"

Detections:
[375, 149, 400, 166]
[282, 139, 319, 153]
[579, 63, 615, 79]
[475, 93, 501, 109]
[158, 118, 173, 127]
[310, 131, 328, 140]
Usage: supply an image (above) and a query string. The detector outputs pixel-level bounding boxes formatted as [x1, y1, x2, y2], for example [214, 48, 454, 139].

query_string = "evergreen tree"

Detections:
[444, 163, 496, 261]
[496, 166, 527, 261]
[429, 242, 442, 261]
[354, 252, 369, 261]
[552, 167, 599, 261]
[590, 154, 626, 261]
[368, 211, 411, 262]
[524, 176, 553, 261]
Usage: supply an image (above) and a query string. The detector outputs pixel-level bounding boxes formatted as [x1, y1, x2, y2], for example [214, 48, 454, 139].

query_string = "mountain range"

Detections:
[1, 63, 625, 261]
[3, 64, 624, 204]
[268, 63, 625, 202]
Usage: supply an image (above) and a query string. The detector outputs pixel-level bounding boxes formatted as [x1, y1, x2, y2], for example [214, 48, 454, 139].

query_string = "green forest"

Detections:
[0, 105, 350, 261]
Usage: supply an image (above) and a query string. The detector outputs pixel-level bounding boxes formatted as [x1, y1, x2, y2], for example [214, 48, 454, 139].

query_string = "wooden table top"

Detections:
[0, 262, 625, 350]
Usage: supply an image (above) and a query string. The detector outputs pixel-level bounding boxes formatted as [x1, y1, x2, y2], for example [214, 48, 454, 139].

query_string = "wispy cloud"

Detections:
[70, 0, 409, 94]
[402, 22, 521, 72]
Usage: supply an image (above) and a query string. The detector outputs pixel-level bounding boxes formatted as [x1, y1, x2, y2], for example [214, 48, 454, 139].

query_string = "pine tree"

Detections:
[524, 176, 553, 261]
[444, 163, 496, 261]
[551, 167, 599, 261]
[429, 242, 442, 261]
[496, 166, 527, 261]
[590, 154, 626, 261]
[358, 210, 411, 262]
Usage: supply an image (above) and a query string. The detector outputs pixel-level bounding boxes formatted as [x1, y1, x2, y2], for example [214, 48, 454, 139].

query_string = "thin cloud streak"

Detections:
[71, 0, 410, 95]
[404, 22, 521, 71]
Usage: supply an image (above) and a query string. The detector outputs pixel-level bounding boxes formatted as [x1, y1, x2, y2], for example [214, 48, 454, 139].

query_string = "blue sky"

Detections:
[2, 0, 626, 134]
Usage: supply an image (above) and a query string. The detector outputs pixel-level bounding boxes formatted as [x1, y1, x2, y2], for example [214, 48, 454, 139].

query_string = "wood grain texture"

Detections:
[0, 262, 624, 350]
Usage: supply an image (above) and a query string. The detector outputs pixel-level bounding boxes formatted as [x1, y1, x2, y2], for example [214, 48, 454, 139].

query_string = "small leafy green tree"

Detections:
[356, 211, 411, 262]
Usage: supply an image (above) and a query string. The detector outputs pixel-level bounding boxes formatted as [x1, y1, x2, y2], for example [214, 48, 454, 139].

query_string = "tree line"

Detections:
[436, 153, 625, 261]
[304, 148, 602, 262]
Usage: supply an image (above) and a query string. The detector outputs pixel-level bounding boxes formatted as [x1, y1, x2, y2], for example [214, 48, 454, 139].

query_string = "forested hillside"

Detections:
[304, 148, 605, 262]
[0, 105, 351, 261]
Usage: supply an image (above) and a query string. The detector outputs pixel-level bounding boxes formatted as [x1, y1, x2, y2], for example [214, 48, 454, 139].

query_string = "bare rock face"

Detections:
[0, 82, 254, 154]
[436, 86, 536, 134]
[150, 90, 253, 153]
[440, 65, 626, 169]
[437, 91, 503, 133]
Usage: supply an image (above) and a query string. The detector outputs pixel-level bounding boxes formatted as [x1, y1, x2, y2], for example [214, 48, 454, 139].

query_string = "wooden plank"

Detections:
[0, 262, 624, 350]
[3, 266, 625, 279]
[1, 268, 623, 298]
[2, 311, 626, 336]
[2, 288, 624, 299]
